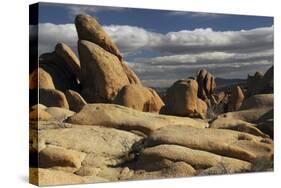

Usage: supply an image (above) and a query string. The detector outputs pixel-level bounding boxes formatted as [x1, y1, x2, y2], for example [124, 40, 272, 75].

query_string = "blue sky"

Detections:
[36, 2, 274, 87]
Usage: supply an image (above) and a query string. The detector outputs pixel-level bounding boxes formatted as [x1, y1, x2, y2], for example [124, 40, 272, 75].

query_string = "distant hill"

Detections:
[216, 77, 246, 88]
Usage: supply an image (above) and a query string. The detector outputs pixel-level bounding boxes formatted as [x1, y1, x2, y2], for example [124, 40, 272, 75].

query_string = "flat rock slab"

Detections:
[137, 144, 251, 173]
[66, 104, 206, 134]
[210, 117, 268, 138]
[146, 125, 273, 162]
[38, 125, 142, 166]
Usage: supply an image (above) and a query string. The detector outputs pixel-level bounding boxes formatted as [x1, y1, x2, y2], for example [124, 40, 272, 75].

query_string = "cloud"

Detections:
[34, 23, 273, 87]
[67, 5, 126, 16]
[168, 11, 223, 18]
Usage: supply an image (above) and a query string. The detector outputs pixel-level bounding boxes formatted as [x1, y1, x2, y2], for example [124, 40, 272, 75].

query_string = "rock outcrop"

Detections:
[78, 40, 130, 103]
[65, 90, 87, 112]
[197, 69, 216, 101]
[113, 84, 164, 113]
[30, 68, 55, 90]
[55, 43, 81, 78]
[146, 125, 273, 162]
[75, 14, 122, 61]
[66, 104, 206, 134]
[247, 66, 273, 96]
[163, 79, 207, 118]
[228, 86, 245, 112]
[39, 88, 69, 109]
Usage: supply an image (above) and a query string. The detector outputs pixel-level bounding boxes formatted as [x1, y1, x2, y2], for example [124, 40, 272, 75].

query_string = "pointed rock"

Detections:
[75, 14, 122, 60]
[78, 40, 130, 103]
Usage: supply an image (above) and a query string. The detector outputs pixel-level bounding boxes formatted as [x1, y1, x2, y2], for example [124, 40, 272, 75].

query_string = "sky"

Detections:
[35, 2, 274, 87]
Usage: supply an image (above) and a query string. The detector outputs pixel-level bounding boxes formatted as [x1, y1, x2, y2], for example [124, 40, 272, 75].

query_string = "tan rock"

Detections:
[66, 104, 206, 134]
[137, 144, 251, 173]
[39, 88, 69, 109]
[146, 125, 273, 162]
[210, 117, 268, 138]
[113, 84, 164, 113]
[45, 107, 75, 121]
[55, 43, 80, 77]
[120, 61, 142, 84]
[39, 145, 86, 171]
[29, 168, 85, 186]
[228, 86, 245, 111]
[65, 89, 87, 112]
[39, 52, 79, 92]
[29, 108, 52, 121]
[196, 98, 208, 118]
[75, 14, 122, 60]
[240, 94, 273, 110]
[164, 79, 201, 117]
[218, 108, 272, 123]
[30, 68, 55, 89]
[78, 40, 130, 103]
[197, 69, 216, 100]
[39, 125, 141, 167]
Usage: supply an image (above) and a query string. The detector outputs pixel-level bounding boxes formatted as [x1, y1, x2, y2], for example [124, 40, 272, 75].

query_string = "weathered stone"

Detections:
[240, 94, 273, 110]
[146, 125, 273, 162]
[197, 69, 216, 100]
[45, 107, 75, 121]
[30, 168, 86, 186]
[120, 61, 142, 84]
[30, 68, 55, 89]
[210, 117, 268, 138]
[137, 144, 251, 173]
[228, 86, 245, 111]
[39, 52, 79, 92]
[78, 40, 130, 103]
[39, 88, 69, 109]
[66, 104, 206, 134]
[113, 84, 164, 113]
[75, 14, 122, 60]
[55, 43, 80, 77]
[164, 79, 205, 118]
[39, 145, 86, 171]
[65, 90, 87, 112]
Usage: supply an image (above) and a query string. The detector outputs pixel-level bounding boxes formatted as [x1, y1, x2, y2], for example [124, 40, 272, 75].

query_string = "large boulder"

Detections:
[120, 61, 142, 84]
[247, 66, 273, 96]
[66, 104, 206, 134]
[39, 52, 79, 92]
[210, 117, 268, 138]
[163, 79, 207, 118]
[65, 89, 87, 112]
[30, 168, 86, 186]
[39, 88, 69, 109]
[228, 86, 245, 112]
[113, 84, 164, 113]
[75, 14, 122, 61]
[78, 40, 130, 103]
[196, 69, 216, 100]
[38, 125, 141, 168]
[39, 145, 86, 171]
[136, 144, 251, 174]
[30, 68, 55, 89]
[146, 125, 273, 162]
[240, 94, 273, 110]
[55, 43, 81, 78]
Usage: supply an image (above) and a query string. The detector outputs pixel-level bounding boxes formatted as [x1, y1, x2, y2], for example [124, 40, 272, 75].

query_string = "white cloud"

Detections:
[34, 23, 273, 87]
[67, 5, 126, 16]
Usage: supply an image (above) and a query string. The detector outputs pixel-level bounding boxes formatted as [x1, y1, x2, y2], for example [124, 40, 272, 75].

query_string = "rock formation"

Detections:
[29, 13, 274, 186]
[196, 69, 216, 101]
[75, 14, 123, 61]
[163, 79, 207, 118]
[78, 40, 130, 103]
[227, 86, 245, 112]
[113, 84, 164, 113]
